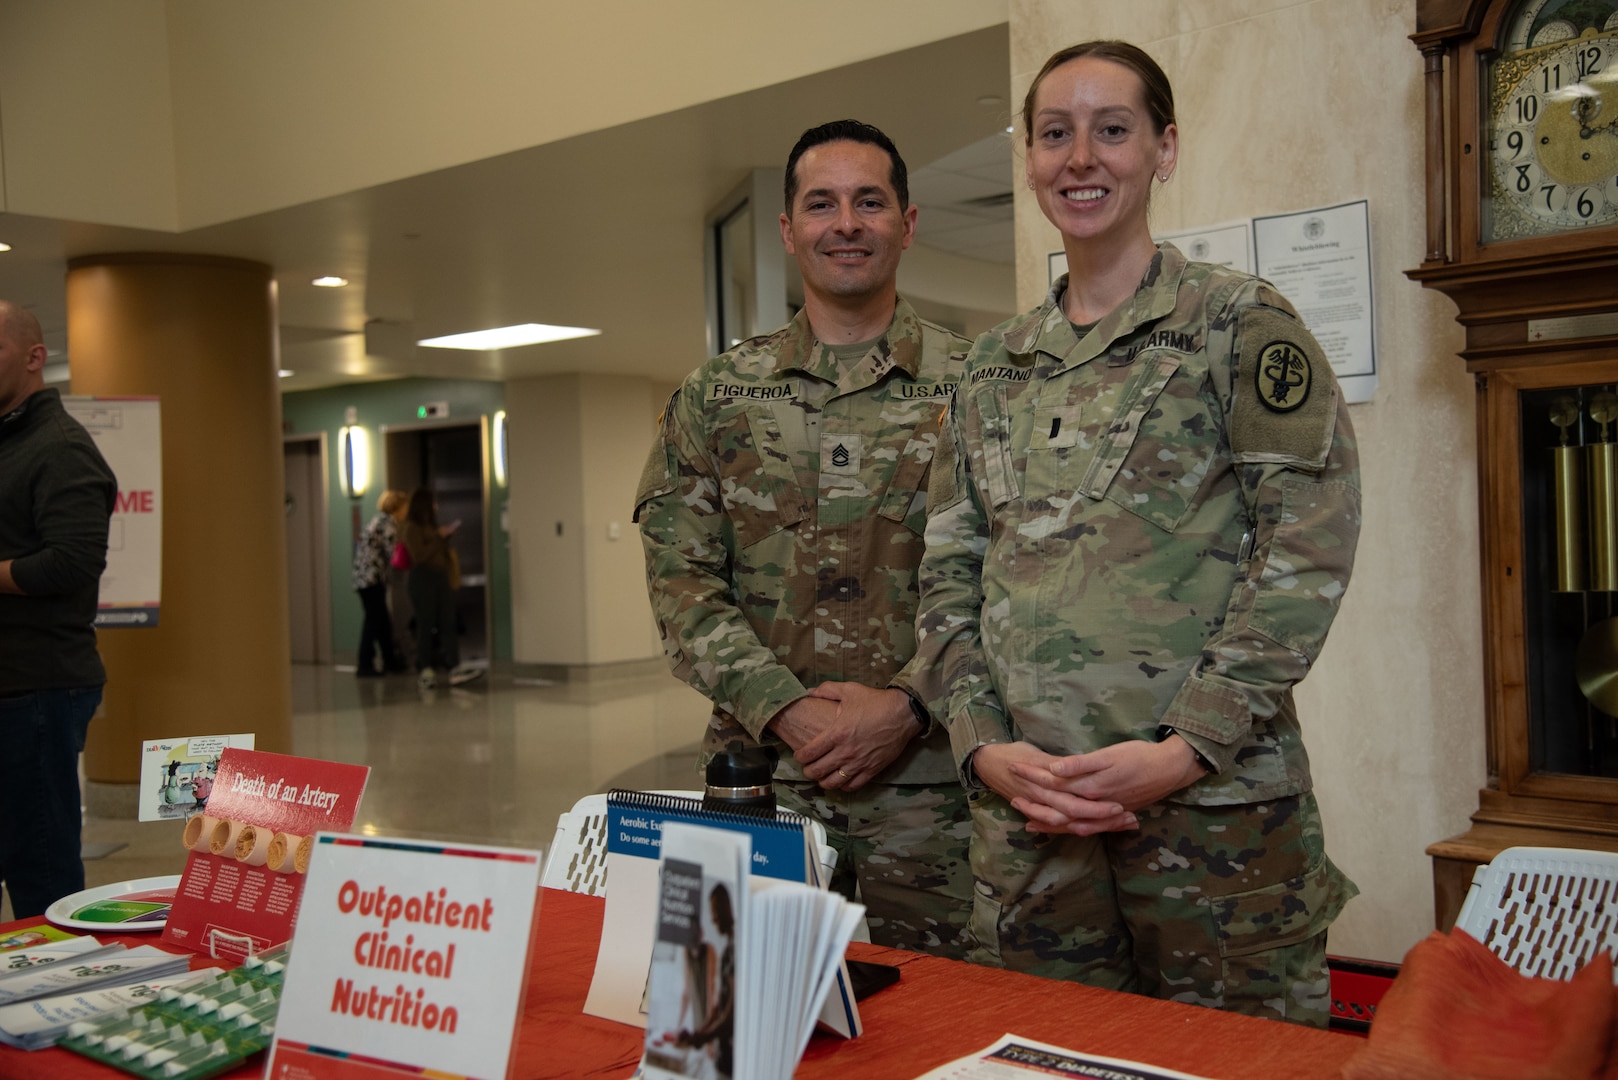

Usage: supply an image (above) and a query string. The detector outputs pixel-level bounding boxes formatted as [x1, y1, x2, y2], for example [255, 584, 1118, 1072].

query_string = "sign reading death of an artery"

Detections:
[161, 748, 370, 961]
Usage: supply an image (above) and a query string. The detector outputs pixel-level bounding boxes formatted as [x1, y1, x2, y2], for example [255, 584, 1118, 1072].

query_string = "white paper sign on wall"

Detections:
[63, 396, 163, 627]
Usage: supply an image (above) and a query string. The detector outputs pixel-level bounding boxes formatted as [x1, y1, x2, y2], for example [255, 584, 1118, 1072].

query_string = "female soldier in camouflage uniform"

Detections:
[907, 41, 1360, 1026]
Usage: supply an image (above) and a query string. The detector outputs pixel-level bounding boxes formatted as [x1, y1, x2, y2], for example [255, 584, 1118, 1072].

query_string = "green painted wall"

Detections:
[281, 377, 512, 663]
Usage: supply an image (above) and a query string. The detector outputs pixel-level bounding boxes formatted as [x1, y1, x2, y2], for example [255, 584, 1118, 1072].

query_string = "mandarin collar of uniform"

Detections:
[1009, 244, 1188, 376]
[777, 297, 924, 394]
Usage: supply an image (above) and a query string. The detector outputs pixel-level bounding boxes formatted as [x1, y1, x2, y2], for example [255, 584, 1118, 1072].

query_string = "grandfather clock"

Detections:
[1413, 0, 1618, 930]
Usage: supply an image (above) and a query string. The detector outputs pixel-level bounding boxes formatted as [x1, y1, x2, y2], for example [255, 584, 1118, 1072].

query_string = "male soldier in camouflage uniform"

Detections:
[911, 242, 1359, 1024]
[634, 120, 973, 957]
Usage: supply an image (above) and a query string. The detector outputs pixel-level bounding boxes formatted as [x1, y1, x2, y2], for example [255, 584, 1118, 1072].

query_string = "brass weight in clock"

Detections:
[1590, 390, 1618, 591]
[1552, 394, 1586, 591]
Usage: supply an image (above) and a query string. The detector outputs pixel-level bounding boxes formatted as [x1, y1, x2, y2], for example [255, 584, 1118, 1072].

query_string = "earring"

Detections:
[1027, 179, 1035, 190]
[1159, 173, 1170, 182]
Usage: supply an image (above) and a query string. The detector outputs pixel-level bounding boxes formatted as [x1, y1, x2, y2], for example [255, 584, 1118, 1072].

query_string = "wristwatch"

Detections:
[907, 693, 929, 730]
[1159, 725, 1216, 775]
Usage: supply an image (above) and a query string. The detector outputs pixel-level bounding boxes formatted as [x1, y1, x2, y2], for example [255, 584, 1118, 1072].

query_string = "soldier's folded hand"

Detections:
[790, 683, 918, 791]
[1009, 737, 1208, 835]
[972, 742, 1134, 835]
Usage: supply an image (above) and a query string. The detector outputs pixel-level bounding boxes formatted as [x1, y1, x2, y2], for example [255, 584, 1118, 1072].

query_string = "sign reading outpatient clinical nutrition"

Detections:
[61, 396, 162, 627]
[266, 835, 541, 1080]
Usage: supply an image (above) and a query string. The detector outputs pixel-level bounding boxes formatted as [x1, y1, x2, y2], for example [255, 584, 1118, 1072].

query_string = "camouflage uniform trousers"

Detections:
[777, 778, 973, 961]
[968, 790, 1357, 1027]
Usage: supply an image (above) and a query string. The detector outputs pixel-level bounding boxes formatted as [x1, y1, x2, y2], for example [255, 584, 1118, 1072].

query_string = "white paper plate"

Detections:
[44, 874, 181, 931]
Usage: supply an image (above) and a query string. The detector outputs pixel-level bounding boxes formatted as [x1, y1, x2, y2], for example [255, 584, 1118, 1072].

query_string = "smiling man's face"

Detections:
[780, 140, 916, 310]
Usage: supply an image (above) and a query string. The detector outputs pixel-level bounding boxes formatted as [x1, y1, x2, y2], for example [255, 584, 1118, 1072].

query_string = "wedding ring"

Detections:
[837, 768, 851, 780]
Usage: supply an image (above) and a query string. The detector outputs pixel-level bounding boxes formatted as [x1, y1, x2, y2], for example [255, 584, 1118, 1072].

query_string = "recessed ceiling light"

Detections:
[0, 243, 12, 253]
[278, 369, 294, 378]
[312, 276, 348, 288]
[417, 323, 602, 350]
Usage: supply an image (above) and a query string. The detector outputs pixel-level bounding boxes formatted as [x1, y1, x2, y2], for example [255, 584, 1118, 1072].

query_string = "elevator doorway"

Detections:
[283, 434, 332, 663]
[382, 419, 491, 665]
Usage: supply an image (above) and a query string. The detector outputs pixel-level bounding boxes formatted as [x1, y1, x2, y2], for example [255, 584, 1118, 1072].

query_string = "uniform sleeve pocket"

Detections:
[632, 438, 678, 523]
[1249, 478, 1361, 660]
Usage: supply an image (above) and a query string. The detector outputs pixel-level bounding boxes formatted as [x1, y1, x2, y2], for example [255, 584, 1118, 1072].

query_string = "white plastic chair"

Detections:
[541, 792, 613, 895]
[541, 789, 837, 897]
[1455, 845, 1618, 981]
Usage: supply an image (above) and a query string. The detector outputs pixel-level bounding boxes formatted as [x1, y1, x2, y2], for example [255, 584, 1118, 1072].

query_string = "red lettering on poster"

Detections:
[115, 490, 155, 513]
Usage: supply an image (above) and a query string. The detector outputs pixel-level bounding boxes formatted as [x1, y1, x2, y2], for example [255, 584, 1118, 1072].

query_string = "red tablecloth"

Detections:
[0, 888, 1360, 1079]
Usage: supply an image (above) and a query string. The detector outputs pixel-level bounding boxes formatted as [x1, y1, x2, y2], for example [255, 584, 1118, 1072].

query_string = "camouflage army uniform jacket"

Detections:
[635, 300, 970, 785]
[908, 244, 1360, 806]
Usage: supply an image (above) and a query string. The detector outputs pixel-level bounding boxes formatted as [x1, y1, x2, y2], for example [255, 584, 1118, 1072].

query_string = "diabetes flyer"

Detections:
[267, 836, 541, 1080]
[161, 748, 370, 961]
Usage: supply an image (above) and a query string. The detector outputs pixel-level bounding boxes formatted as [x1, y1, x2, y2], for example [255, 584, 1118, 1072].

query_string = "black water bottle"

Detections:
[702, 745, 778, 817]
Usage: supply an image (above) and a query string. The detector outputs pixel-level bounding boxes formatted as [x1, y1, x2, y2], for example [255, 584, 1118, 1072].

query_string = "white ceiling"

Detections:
[4, 26, 1014, 393]
[911, 133, 1018, 265]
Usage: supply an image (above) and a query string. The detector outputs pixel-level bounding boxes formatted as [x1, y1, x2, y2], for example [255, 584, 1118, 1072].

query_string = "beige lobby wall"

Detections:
[1010, 0, 1483, 964]
[578, 374, 664, 665]
[0, 0, 179, 230]
[159, 0, 1009, 229]
[505, 374, 588, 666]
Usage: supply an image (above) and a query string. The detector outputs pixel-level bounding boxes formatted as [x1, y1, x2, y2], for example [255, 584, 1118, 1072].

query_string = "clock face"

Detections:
[1487, 34, 1618, 237]
[1485, 1, 1618, 241]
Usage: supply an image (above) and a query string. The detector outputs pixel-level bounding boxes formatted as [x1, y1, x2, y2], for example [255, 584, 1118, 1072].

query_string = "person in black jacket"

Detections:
[0, 301, 115, 918]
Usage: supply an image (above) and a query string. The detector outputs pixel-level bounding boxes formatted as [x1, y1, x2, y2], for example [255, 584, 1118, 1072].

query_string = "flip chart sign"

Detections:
[63, 396, 163, 627]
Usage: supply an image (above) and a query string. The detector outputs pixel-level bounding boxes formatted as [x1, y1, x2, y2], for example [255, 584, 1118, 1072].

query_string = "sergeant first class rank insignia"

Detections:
[1256, 339, 1311, 413]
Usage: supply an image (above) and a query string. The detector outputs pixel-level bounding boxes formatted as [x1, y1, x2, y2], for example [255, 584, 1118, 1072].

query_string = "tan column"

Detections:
[66, 254, 291, 803]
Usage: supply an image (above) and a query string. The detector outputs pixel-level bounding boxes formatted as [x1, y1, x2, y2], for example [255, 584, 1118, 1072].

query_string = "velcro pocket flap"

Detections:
[1212, 857, 1352, 959]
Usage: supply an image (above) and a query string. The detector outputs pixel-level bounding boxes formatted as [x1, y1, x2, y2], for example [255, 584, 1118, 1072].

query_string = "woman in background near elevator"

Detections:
[400, 488, 481, 689]
[352, 489, 408, 677]
[909, 40, 1361, 1025]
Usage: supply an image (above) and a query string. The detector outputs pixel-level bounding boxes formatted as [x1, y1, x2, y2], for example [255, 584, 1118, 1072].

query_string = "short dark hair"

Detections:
[1021, 40, 1176, 144]
[783, 120, 909, 213]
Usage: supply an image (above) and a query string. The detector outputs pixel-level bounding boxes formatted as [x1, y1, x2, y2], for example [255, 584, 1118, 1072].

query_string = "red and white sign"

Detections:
[161, 748, 369, 961]
[266, 835, 541, 1080]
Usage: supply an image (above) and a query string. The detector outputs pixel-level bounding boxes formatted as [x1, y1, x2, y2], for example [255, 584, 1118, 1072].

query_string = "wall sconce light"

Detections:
[493, 410, 508, 487]
[339, 425, 370, 498]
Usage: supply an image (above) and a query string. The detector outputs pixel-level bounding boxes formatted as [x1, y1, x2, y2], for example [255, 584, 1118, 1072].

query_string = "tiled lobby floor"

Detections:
[3, 663, 710, 921]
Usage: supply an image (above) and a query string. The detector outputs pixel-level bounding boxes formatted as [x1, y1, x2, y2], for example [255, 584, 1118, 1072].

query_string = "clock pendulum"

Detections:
[1588, 390, 1618, 592]
[1552, 393, 1587, 592]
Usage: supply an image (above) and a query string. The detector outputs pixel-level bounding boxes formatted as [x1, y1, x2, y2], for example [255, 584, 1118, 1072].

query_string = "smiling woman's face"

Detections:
[1025, 56, 1177, 253]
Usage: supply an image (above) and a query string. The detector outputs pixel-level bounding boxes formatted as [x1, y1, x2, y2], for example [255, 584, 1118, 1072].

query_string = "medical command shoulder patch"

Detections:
[1255, 339, 1312, 413]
